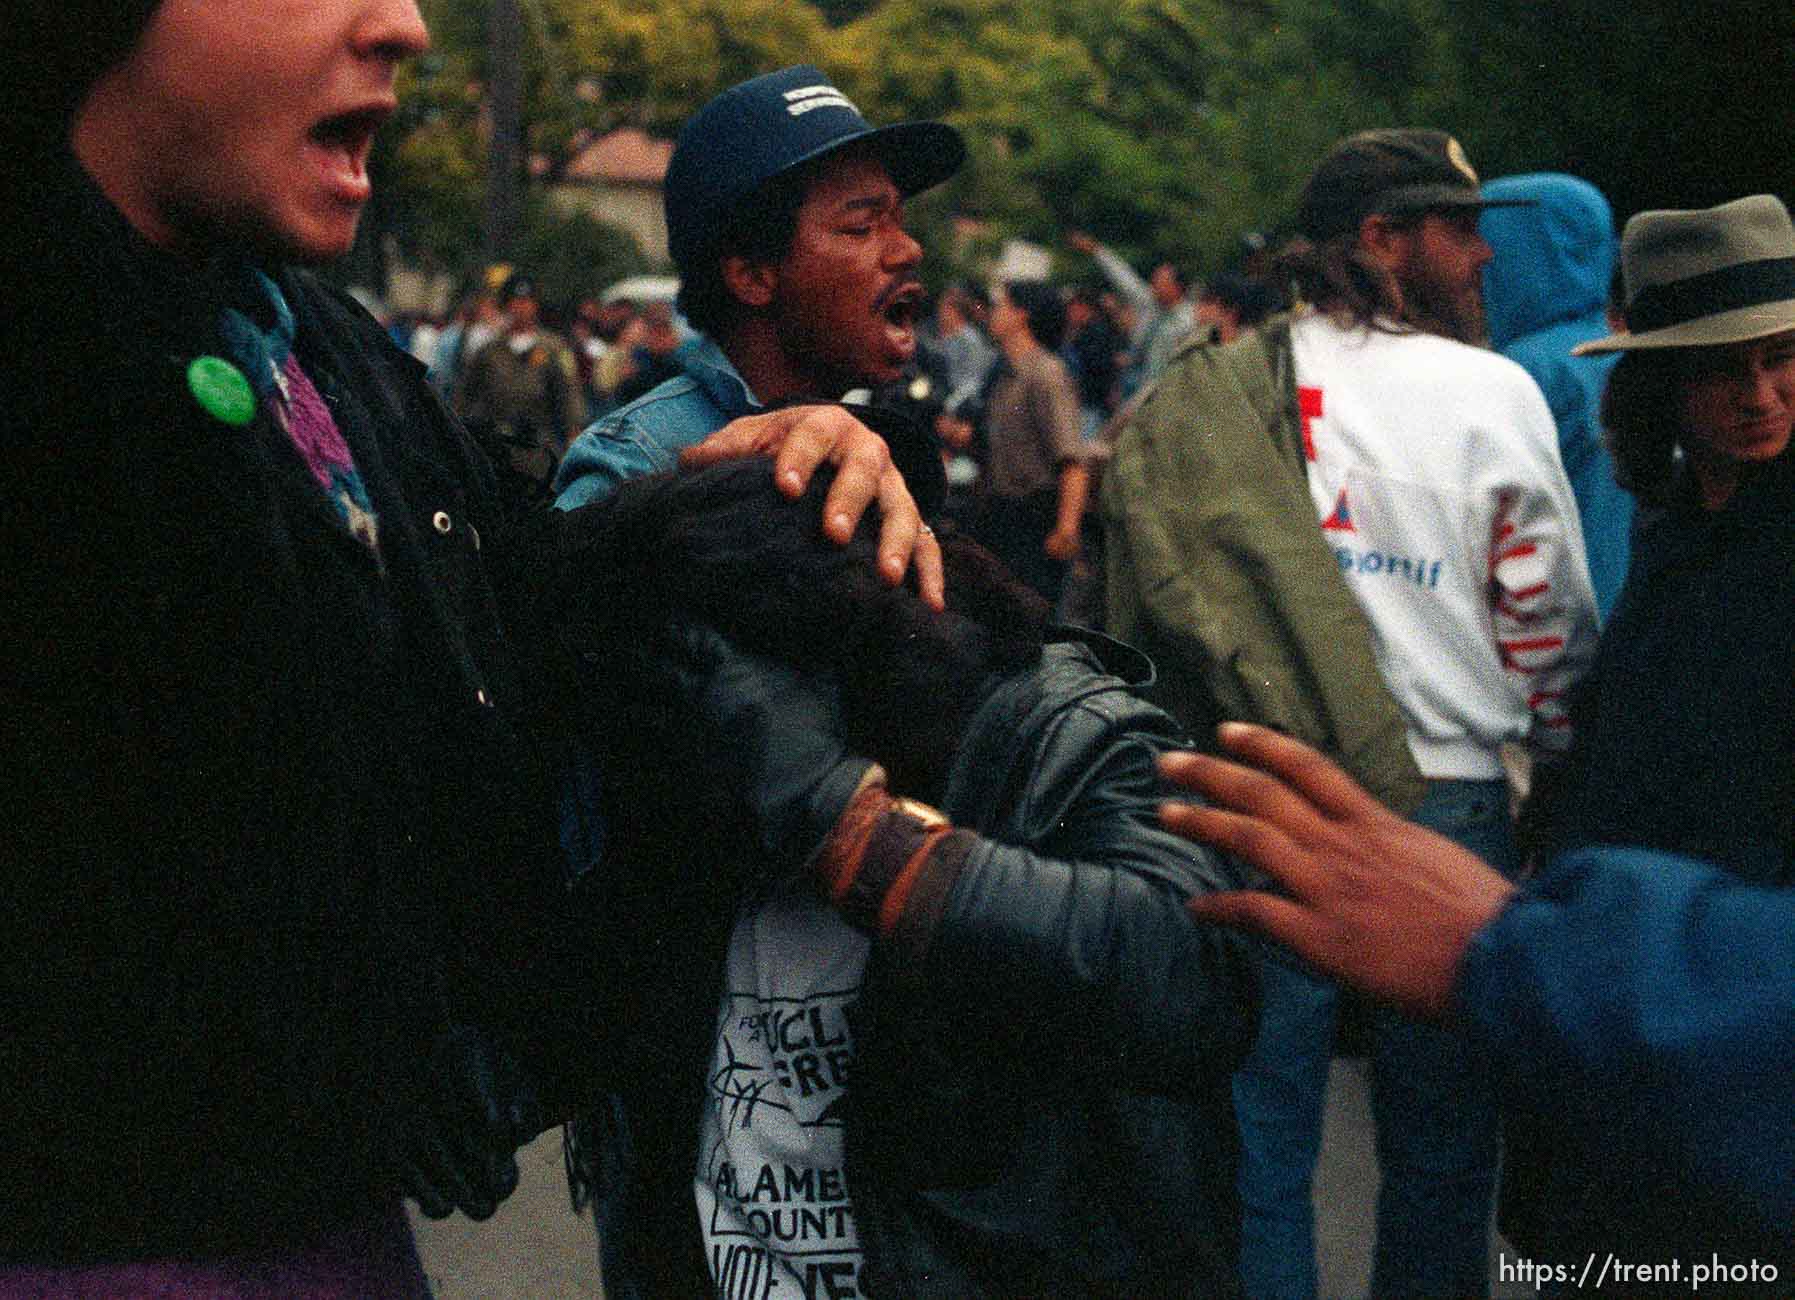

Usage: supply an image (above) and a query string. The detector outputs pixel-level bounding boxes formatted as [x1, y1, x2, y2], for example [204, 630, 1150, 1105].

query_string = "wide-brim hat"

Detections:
[664, 65, 964, 272]
[1574, 194, 1795, 354]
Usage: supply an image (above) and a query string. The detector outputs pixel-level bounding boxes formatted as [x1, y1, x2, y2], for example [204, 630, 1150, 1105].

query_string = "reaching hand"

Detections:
[679, 405, 945, 610]
[1157, 723, 1517, 1020]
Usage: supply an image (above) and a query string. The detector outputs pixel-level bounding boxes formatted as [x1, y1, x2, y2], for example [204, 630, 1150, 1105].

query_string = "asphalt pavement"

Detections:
[411, 1131, 600, 1299]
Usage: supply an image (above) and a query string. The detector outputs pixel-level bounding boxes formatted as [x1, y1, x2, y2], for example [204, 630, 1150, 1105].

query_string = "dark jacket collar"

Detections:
[1046, 623, 1155, 687]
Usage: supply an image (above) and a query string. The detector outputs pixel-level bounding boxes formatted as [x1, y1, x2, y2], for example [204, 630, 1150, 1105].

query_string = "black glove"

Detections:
[641, 619, 879, 870]
[395, 1024, 542, 1222]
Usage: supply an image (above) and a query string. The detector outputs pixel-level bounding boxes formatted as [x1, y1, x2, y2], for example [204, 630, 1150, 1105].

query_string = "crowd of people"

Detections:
[377, 276, 704, 520]
[4, 3, 1791, 1298]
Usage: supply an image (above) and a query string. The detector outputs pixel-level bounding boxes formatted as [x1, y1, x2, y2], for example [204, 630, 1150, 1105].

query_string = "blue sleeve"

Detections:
[1459, 847, 1795, 1231]
[552, 410, 685, 511]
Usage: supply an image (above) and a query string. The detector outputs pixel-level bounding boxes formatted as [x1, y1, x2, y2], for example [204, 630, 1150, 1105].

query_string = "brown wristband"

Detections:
[827, 797, 954, 934]
[875, 823, 955, 935]
[812, 777, 893, 900]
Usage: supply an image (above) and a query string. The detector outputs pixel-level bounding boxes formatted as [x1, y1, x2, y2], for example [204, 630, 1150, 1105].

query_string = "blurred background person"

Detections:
[1063, 282, 1124, 438]
[567, 296, 605, 423]
[592, 300, 645, 411]
[610, 301, 691, 408]
[965, 279, 1090, 608]
[1481, 173, 1635, 620]
[582, 298, 641, 420]
[1068, 230, 1195, 399]
[455, 271, 585, 517]
[403, 308, 443, 371]
[430, 269, 508, 398]
[1195, 269, 1286, 346]
[933, 282, 997, 417]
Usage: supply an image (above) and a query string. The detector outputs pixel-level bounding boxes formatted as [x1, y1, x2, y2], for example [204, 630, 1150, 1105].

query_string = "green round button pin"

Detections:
[187, 355, 256, 426]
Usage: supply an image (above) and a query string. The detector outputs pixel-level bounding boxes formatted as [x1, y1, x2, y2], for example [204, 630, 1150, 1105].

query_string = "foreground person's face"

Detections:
[1678, 329, 1795, 480]
[78, 0, 429, 263]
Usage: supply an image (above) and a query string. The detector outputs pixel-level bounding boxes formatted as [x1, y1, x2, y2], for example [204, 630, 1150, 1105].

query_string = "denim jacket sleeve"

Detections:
[553, 346, 753, 512]
[553, 404, 689, 511]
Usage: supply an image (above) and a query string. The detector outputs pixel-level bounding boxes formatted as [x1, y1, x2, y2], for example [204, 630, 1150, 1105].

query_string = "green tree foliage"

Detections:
[381, 0, 1793, 292]
[829, 0, 1480, 276]
[366, 15, 649, 298]
[557, 0, 832, 136]
[513, 204, 651, 306]
[380, 57, 488, 269]
[413, 0, 588, 172]
[385, 0, 831, 283]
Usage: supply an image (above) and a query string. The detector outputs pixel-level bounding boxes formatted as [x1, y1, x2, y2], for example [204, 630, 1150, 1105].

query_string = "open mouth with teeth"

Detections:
[882, 284, 923, 357]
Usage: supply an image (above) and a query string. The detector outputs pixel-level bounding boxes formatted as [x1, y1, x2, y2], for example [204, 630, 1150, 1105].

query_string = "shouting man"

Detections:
[555, 65, 965, 512]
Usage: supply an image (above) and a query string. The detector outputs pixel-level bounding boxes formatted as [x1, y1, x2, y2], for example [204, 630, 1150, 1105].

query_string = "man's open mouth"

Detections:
[881, 282, 923, 331]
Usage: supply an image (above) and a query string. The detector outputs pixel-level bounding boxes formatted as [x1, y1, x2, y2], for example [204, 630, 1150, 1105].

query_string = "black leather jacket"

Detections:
[849, 630, 1256, 1298]
[582, 623, 1257, 1298]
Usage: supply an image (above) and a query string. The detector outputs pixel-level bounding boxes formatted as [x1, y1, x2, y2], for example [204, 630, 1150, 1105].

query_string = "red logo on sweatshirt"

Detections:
[1298, 385, 1324, 461]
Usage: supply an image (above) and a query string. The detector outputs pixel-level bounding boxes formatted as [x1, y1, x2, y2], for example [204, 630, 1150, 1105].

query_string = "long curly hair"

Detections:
[1270, 230, 1415, 336]
[556, 458, 1048, 798]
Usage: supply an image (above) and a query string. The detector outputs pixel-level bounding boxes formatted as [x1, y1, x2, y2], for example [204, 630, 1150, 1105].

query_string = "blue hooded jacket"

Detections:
[1481, 174, 1634, 619]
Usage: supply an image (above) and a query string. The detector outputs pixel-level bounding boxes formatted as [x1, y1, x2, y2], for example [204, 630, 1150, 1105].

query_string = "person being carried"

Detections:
[557, 458, 1260, 1298]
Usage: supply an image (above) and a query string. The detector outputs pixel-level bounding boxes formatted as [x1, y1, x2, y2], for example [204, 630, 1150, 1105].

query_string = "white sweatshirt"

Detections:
[1290, 311, 1600, 779]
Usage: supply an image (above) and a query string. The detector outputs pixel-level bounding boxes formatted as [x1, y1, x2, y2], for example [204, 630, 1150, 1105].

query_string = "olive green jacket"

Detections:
[1099, 314, 1426, 815]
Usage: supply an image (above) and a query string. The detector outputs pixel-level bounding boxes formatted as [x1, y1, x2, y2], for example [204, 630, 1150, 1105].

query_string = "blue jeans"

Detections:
[1233, 778, 1517, 1299]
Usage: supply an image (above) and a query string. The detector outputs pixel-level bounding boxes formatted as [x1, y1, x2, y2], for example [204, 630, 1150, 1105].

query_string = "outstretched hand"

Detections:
[1157, 723, 1517, 1020]
[680, 405, 945, 611]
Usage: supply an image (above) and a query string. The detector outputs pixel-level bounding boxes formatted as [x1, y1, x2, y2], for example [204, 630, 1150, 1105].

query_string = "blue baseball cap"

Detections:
[663, 65, 965, 272]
